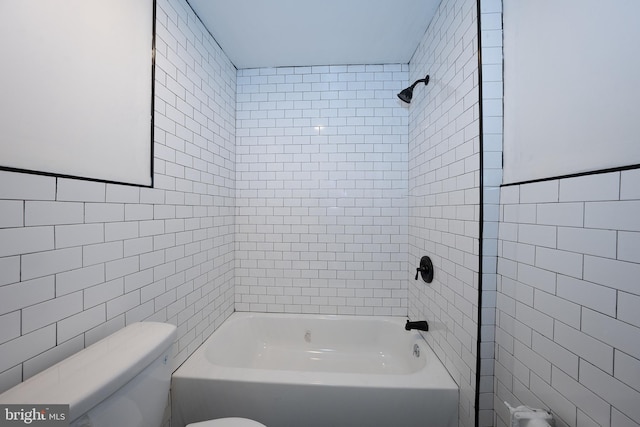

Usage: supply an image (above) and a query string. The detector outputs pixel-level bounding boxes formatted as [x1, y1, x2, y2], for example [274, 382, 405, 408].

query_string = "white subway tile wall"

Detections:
[479, 0, 503, 424]
[407, 0, 481, 425]
[13, 3, 638, 427]
[0, 0, 236, 393]
[235, 64, 410, 315]
[495, 171, 640, 427]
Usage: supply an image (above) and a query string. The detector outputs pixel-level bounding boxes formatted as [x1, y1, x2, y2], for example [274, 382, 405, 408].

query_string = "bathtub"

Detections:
[171, 312, 458, 427]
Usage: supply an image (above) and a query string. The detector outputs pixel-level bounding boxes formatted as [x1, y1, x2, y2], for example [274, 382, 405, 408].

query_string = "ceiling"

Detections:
[187, 0, 441, 69]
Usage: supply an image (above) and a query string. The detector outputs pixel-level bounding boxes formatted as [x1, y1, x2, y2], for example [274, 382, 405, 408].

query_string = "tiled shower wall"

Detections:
[0, 0, 236, 393]
[407, 0, 481, 425]
[235, 65, 409, 315]
[478, 0, 504, 424]
[494, 171, 640, 427]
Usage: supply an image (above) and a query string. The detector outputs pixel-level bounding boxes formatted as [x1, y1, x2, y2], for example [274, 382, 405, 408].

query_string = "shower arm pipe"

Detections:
[407, 75, 429, 91]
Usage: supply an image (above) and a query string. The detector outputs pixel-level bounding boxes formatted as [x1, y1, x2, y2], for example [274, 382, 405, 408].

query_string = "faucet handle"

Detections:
[415, 256, 434, 283]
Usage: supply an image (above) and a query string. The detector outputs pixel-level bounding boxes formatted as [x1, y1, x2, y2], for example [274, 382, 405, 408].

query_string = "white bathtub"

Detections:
[172, 312, 458, 427]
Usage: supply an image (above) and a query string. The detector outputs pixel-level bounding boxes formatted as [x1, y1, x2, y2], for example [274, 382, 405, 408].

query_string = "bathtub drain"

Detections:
[413, 343, 420, 358]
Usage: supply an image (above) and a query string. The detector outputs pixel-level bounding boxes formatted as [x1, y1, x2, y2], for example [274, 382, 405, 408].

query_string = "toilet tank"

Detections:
[0, 322, 176, 427]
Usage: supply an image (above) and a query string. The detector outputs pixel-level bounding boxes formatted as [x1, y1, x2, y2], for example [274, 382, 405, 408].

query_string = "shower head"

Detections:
[397, 74, 430, 104]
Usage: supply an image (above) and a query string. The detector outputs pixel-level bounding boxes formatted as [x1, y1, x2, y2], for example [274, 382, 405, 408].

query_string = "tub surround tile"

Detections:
[236, 64, 409, 317]
[408, 0, 483, 425]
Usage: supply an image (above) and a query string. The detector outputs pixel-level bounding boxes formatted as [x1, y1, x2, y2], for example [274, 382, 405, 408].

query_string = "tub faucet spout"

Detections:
[405, 320, 429, 331]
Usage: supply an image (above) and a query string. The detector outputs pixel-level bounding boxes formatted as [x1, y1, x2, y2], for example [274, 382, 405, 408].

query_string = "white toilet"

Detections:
[0, 322, 264, 427]
[187, 419, 266, 427]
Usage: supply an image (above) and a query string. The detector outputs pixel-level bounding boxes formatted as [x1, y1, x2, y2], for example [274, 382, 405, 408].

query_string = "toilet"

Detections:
[0, 322, 264, 427]
[187, 418, 266, 427]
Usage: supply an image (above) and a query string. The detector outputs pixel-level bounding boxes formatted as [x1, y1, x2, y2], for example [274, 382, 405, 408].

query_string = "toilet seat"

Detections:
[186, 417, 266, 427]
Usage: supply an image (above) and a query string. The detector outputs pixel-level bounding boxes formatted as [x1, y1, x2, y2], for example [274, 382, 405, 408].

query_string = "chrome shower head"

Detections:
[397, 74, 430, 104]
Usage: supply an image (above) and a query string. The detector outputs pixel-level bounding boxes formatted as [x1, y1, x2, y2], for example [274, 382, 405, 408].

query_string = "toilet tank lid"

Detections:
[0, 322, 176, 421]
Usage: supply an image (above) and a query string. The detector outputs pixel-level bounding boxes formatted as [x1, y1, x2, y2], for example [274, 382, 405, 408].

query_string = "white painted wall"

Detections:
[503, 0, 640, 184]
[0, 0, 153, 186]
